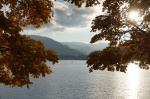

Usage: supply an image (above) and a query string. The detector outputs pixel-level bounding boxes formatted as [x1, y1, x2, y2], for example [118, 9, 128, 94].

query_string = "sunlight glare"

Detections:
[128, 11, 139, 20]
[126, 63, 140, 99]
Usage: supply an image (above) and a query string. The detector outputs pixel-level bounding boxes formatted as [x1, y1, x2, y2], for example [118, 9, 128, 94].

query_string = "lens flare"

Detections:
[128, 11, 139, 20]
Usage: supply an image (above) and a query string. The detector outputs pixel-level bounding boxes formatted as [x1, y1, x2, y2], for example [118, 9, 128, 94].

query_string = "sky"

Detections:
[21, 0, 104, 43]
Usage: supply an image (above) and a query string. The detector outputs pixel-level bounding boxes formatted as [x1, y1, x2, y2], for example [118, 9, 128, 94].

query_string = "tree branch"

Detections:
[128, 21, 147, 33]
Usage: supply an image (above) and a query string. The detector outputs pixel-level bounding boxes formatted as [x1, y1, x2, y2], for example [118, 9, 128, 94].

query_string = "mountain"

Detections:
[28, 35, 87, 60]
[61, 42, 108, 55]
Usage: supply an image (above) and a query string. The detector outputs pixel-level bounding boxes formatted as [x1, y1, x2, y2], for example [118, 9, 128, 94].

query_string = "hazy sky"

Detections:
[22, 1, 104, 43]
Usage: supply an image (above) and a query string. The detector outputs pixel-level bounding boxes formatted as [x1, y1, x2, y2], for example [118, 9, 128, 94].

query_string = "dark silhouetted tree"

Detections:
[0, 0, 59, 87]
[0, 0, 100, 87]
[87, 0, 150, 73]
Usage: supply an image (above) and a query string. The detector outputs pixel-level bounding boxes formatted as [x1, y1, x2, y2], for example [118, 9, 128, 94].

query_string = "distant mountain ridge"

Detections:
[28, 35, 87, 60]
[61, 42, 108, 55]
[28, 35, 108, 59]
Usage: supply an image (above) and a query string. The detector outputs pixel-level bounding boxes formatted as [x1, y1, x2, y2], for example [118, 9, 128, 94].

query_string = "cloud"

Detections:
[23, 1, 101, 32]
[53, 2, 96, 28]
[22, 1, 103, 42]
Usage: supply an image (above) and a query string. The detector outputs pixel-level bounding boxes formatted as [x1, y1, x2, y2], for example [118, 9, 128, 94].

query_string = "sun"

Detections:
[128, 11, 139, 20]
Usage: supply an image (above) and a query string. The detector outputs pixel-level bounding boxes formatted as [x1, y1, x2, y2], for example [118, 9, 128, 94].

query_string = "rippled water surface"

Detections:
[1, 60, 150, 99]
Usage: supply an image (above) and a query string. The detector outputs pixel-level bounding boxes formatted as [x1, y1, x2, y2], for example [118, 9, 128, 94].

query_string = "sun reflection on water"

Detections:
[126, 63, 140, 99]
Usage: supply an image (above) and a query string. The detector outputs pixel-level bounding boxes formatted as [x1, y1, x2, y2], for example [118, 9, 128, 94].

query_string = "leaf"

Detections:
[88, 0, 150, 72]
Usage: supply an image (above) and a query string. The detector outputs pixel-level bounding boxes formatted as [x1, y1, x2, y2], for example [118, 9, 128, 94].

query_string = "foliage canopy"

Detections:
[0, 0, 100, 88]
[0, 0, 59, 87]
[0, 0, 149, 87]
[87, 0, 150, 73]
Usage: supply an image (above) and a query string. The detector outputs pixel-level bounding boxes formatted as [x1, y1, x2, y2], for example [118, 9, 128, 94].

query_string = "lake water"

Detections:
[0, 60, 150, 99]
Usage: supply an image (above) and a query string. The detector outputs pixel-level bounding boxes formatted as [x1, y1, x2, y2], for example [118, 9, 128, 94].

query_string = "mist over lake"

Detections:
[0, 60, 150, 99]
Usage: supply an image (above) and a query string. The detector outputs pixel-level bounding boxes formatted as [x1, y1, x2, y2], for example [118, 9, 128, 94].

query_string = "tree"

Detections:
[87, 0, 150, 73]
[0, 0, 100, 88]
[0, 0, 59, 87]
[0, 0, 148, 87]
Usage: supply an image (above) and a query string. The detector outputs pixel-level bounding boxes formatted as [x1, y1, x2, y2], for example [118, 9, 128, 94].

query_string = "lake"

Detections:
[0, 60, 150, 99]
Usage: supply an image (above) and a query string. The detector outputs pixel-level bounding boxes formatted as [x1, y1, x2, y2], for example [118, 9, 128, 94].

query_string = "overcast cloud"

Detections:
[22, 1, 103, 43]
